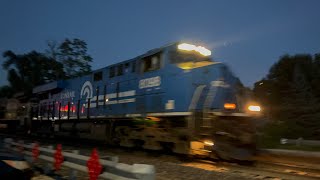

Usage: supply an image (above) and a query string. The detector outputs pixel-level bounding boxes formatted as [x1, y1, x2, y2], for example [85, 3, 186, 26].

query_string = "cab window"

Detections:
[94, 71, 103, 81]
[109, 67, 115, 78]
[141, 52, 161, 73]
[124, 63, 129, 73]
[117, 64, 123, 76]
[132, 61, 136, 72]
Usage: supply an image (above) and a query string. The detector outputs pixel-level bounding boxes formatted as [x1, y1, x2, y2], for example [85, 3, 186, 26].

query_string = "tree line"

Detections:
[0, 38, 92, 98]
[254, 53, 320, 139]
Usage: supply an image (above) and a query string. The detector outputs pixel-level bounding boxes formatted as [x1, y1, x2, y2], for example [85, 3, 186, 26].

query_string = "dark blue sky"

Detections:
[1, 0, 319, 87]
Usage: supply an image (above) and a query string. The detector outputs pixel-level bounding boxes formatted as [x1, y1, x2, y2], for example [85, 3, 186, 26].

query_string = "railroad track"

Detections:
[1, 132, 320, 180]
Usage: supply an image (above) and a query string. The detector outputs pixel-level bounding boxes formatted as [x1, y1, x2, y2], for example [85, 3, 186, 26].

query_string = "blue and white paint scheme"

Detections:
[34, 42, 240, 119]
[30, 42, 259, 162]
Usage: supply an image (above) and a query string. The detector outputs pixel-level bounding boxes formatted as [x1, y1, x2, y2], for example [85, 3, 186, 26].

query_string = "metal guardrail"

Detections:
[280, 137, 320, 147]
[3, 138, 155, 180]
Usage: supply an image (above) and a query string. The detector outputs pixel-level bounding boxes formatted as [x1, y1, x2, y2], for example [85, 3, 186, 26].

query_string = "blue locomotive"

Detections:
[30, 42, 262, 160]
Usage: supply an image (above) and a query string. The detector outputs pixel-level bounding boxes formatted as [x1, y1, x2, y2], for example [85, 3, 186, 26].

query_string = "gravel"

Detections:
[30, 145, 255, 180]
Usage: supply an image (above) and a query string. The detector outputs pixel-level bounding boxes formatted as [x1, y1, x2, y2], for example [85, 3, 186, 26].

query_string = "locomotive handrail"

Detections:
[4, 138, 155, 180]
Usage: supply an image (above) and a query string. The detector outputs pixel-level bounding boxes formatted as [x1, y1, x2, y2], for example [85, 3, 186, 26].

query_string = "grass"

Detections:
[257, 136, 320, 152]
[256, 121, 320, 152]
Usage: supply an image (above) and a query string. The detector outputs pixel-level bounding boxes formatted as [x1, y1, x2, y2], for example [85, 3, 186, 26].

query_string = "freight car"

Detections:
[26, 42, 261, 160]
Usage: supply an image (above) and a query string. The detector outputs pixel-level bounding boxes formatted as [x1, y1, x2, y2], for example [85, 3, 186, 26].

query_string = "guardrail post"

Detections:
[69, 150, 79, 180]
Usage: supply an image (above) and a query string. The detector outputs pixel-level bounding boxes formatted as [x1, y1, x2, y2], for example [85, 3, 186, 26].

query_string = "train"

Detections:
[0, 42, 262, 161]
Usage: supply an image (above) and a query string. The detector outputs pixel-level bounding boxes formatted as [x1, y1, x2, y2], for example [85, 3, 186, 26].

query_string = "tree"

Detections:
[234, 78, 254, 110]
[253, 53, 320, 139]
[1, 38, 92, 97]
[311, 53, 320, 100]
[47, 38, 92, 78]
[2, 50, 65, 96]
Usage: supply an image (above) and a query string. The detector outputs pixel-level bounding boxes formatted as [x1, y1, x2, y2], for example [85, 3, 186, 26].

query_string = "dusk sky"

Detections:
[0, 0, 319, 87]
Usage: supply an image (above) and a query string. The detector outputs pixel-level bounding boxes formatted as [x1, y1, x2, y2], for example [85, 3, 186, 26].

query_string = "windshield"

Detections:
[169, 50, 214, 70]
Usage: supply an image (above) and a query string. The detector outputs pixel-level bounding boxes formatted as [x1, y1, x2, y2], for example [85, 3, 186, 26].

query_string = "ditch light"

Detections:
[248, 105, 261, 112]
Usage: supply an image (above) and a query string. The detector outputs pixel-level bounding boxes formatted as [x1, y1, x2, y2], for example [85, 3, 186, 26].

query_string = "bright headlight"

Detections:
[204, 140, 214, 146]
[177, 43, 211, 56]
[248, 105, 261, 112]
[178, 43, 196, 51]
[196, 46, 211, 56]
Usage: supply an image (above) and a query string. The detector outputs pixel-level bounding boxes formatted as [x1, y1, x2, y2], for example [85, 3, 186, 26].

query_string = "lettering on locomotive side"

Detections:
[139, 76, 161, 89]
[60, 91, 76, 99]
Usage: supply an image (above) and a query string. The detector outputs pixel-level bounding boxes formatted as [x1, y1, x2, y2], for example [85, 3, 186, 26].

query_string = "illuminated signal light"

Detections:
[224, 103, 236, 110]
[248, 105, 261, 112]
